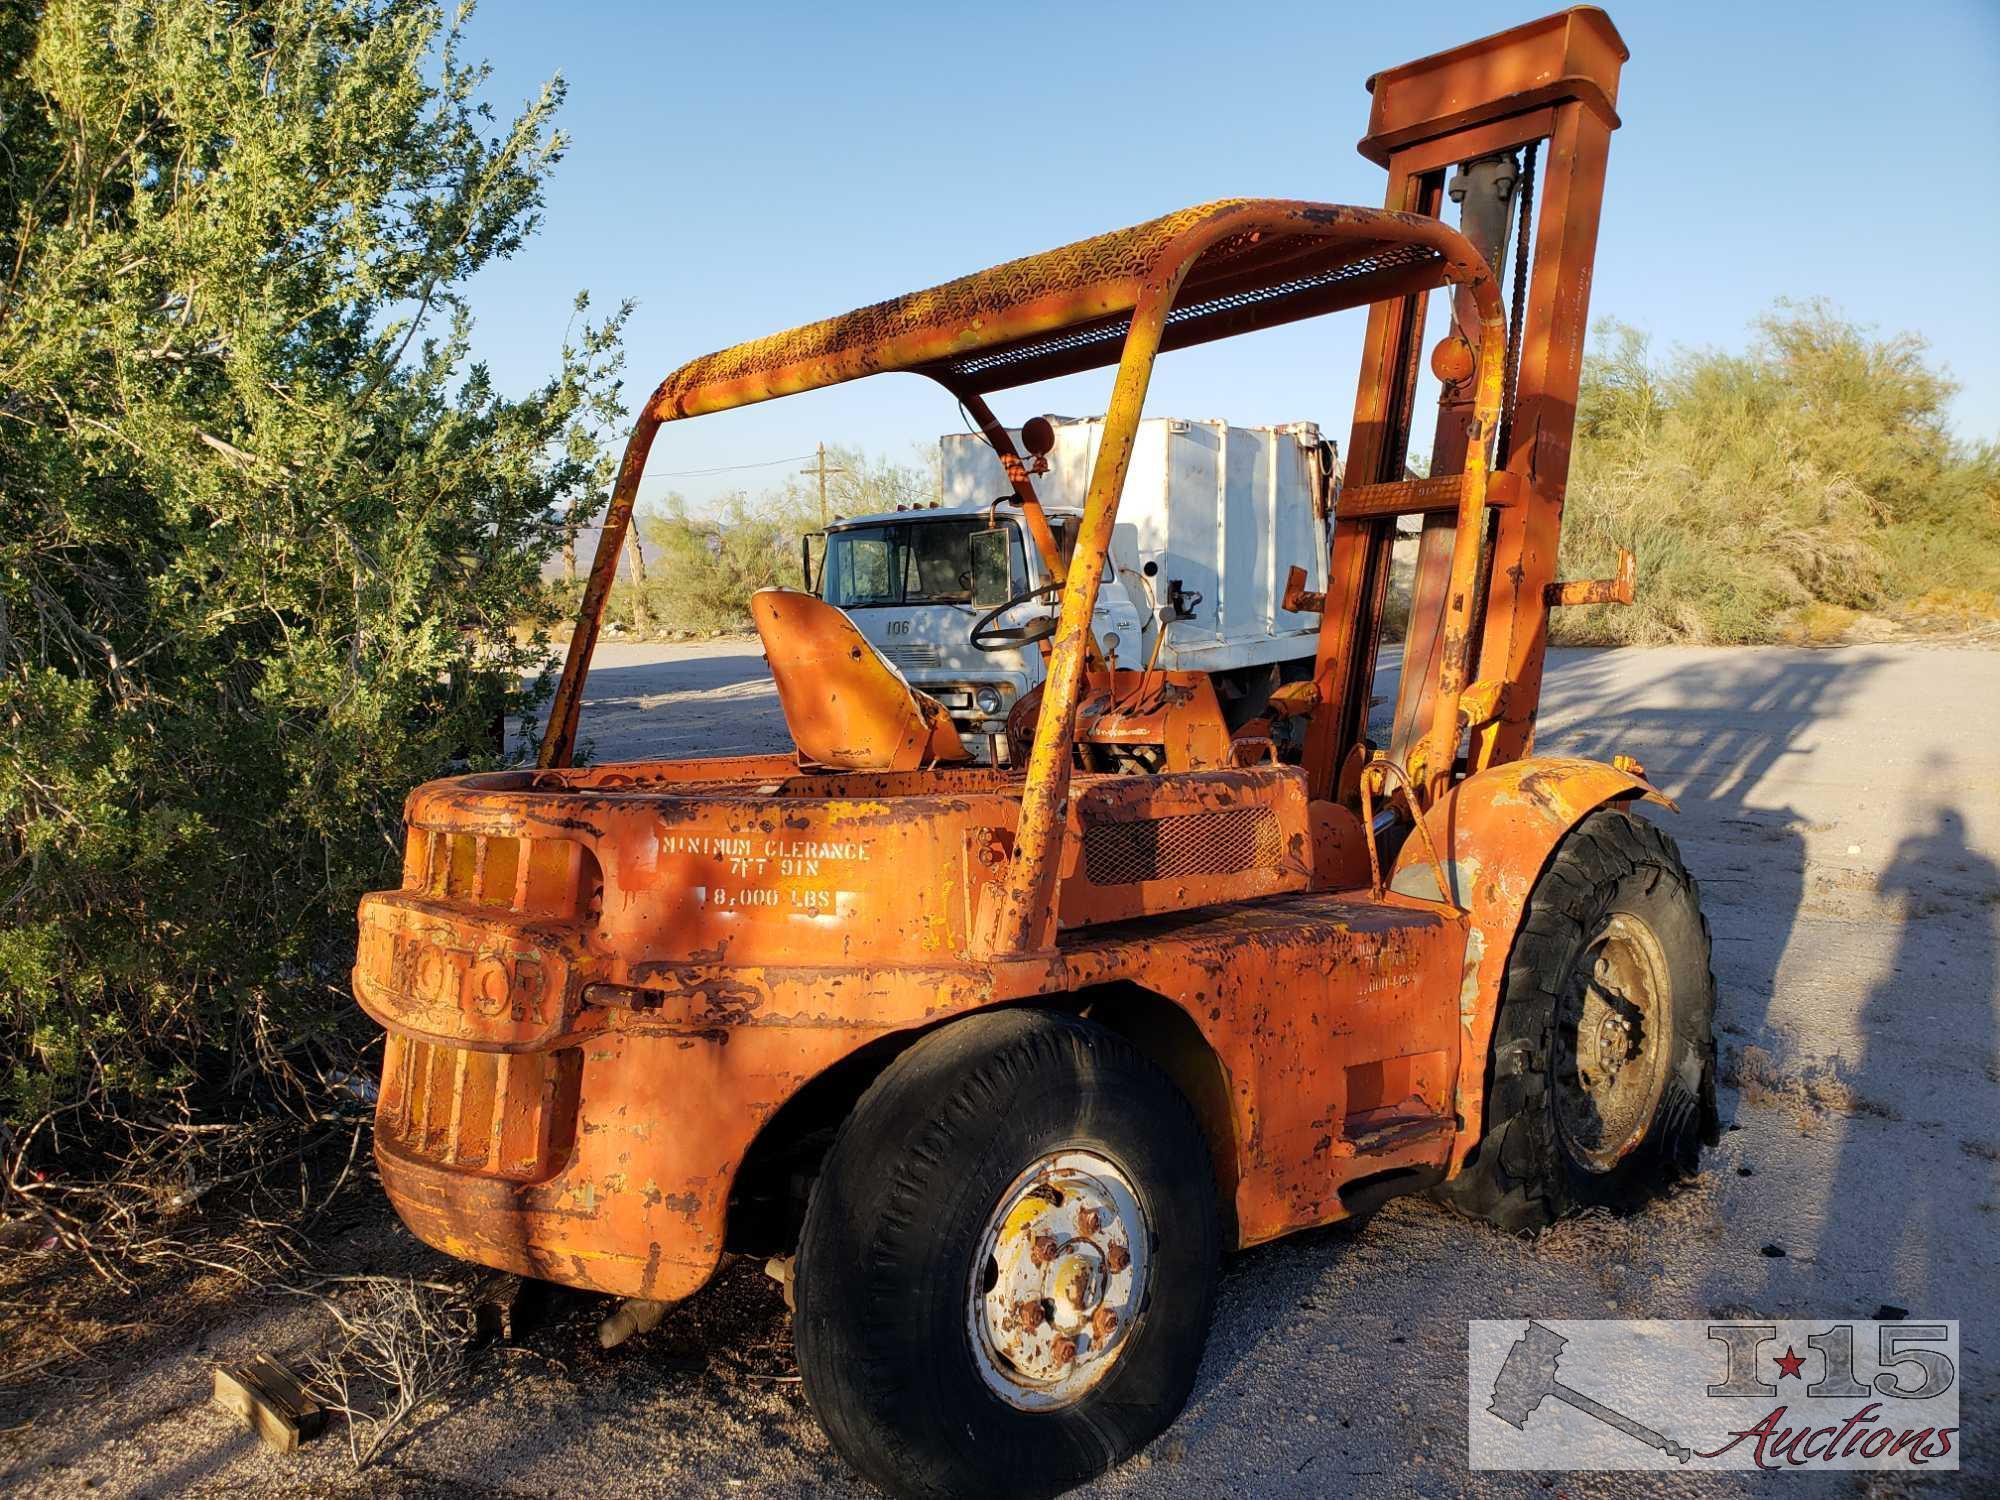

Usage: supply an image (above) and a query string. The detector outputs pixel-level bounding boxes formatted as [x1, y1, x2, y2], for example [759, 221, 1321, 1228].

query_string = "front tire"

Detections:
[1436, 806, 1719, 1233]
[794, 1008, 1220, 1499]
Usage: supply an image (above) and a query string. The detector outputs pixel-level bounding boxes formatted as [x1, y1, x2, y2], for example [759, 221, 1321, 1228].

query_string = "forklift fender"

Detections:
[1388, 756, 1674, 1172]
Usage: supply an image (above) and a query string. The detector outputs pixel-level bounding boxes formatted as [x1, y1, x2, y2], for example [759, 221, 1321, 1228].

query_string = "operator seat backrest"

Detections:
[750, 588, 972, 771]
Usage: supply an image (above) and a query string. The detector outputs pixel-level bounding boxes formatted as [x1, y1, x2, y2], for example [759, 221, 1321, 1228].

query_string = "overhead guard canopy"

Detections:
[542, 198, 1502, 772]
[648, 199, 1486, 419]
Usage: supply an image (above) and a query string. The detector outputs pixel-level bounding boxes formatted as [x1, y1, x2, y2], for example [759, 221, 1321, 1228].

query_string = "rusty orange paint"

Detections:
[750, 588, 969, 770]
[1390, 754, 1671, 1175]
[355, 10, 1649, 1311]
[354, 745, 1658, 1296]
[1545, 547, 1638, 608]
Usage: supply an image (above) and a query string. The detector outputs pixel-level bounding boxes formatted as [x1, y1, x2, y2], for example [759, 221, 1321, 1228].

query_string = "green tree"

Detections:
[638, 490, 817, 635]
[626, 445, 933, 633]
[0, 0, 627, 1120]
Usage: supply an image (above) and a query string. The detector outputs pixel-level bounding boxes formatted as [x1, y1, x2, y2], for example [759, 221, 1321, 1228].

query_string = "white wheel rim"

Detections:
[966, 1149, 1151, 1411]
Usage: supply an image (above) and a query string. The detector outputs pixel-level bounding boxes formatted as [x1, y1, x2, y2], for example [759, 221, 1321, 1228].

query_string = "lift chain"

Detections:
[1497, 139, 1539, 469]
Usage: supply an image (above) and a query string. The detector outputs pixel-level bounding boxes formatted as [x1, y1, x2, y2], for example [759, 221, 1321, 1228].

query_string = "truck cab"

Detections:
[817, 417, 1335, 757]
[814, 502, 1086, 757]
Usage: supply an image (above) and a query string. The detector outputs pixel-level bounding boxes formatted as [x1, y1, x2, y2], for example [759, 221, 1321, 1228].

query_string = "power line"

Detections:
[639, 451, 819, 482]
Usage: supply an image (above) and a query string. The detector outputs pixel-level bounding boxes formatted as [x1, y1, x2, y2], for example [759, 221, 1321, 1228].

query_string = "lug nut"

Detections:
[1105, 1240, 1130, 1273]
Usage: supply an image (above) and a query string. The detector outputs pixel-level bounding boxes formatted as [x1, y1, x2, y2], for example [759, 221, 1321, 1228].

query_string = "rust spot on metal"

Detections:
[1546, 548, 1637, 608]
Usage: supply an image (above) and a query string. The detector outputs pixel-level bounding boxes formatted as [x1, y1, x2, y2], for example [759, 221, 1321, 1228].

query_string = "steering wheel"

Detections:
[970, 582, 1063, 652]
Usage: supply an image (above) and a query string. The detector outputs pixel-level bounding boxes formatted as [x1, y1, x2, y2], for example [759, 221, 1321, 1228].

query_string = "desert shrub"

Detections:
[634, 491, 820, 634]
[1553, 304, 2000, 645]
[628, 446, 931, 634]
[0, 0, 627, 1124]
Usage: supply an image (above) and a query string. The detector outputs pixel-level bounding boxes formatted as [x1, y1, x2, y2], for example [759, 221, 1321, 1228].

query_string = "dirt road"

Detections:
[7, 641, 1995, 1496]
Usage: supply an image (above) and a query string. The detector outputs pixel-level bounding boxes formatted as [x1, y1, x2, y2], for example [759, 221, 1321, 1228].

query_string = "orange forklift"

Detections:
[352, 9, 1717, 1494]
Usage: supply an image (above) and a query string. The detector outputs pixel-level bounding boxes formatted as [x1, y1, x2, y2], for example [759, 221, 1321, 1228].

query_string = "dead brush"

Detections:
[0, 1053, 375, 1291]
[1529, 1203, 1624, 1257]
[298, 1275, 476, 1468]
[1721, 1043, 1898, 1122]
[0, 1089, 377, 1412]
[1532, 1171, 1723, 1265]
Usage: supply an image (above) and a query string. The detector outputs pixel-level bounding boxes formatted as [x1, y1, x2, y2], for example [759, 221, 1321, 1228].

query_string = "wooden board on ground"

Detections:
[211, 1354, 325, 1453]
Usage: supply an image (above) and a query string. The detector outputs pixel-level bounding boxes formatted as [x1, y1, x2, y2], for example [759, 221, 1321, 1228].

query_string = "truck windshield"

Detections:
[823, 518, 1027, 608]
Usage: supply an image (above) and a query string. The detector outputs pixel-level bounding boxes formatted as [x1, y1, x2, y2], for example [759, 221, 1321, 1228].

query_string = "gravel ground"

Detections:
[4, 640, 1994, 1497]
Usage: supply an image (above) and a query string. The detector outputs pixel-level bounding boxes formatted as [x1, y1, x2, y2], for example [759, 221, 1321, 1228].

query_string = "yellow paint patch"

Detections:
[998, 1196, 1047, 1244]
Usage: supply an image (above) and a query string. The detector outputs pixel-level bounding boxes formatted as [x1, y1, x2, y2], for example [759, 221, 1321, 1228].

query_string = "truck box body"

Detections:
[939, 418, 1330, 671]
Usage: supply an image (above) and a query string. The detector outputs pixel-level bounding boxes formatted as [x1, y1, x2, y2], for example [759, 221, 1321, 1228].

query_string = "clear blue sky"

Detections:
[464, 0, 2000, 511]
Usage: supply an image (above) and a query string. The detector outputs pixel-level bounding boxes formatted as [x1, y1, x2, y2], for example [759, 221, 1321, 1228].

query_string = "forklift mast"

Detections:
[1301, 6, 1628, 800]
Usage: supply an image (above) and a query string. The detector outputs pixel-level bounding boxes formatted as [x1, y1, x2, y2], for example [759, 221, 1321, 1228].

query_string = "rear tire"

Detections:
[1435, 807, 1718, 1233]
[794, 1008, 1220, 1499]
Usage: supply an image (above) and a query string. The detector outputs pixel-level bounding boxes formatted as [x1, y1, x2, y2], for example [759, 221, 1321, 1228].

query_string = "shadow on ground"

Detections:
[10, 644, 1996, 1497]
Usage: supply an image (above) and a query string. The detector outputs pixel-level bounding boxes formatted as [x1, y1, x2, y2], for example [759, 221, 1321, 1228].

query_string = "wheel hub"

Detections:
[1553, 912, 1673, 1173]
[1592, 1007, 1638, 1079]
[967, 1150, 1150, 1410]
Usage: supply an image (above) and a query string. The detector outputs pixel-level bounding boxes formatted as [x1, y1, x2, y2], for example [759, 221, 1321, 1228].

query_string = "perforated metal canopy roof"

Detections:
[648, 199, 1485, 421]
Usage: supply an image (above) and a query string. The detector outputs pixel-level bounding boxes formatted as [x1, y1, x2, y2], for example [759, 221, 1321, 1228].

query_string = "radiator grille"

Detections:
[881, 642, 945, 670]
[1082, 807, 1281, 886]
[377, 1033, 580, 1182]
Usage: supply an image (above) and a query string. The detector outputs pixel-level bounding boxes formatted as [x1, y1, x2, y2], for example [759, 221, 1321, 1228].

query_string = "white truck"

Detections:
[812, 416, 1335, 758]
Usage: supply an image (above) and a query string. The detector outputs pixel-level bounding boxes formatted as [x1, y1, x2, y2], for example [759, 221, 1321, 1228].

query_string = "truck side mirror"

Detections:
[969, 527, 1014, 609]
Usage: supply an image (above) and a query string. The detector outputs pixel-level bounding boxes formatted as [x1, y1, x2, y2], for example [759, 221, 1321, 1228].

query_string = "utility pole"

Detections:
[800, 442, 848, 526]
[624, 524, 651, 635]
